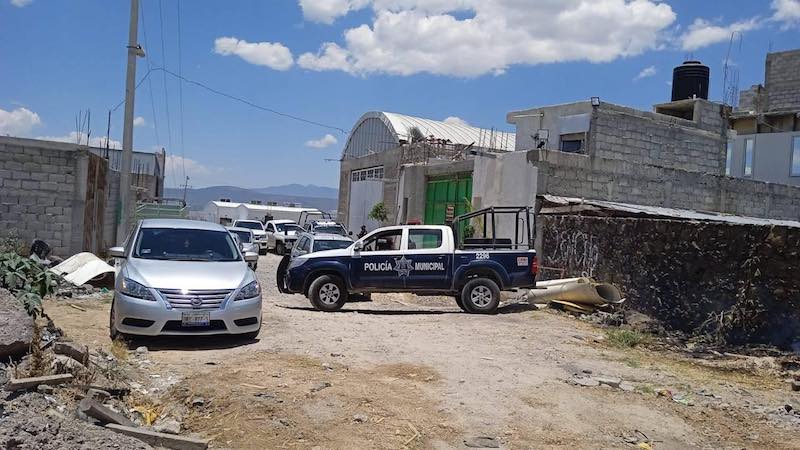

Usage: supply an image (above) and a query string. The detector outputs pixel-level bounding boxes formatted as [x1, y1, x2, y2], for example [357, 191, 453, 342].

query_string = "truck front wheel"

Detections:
[461, 278, 500, 314]
[308, 275, 348, 312]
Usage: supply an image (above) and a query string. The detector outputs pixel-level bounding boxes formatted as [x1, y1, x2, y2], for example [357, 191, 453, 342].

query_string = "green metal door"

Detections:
[424, 175, 472, 225]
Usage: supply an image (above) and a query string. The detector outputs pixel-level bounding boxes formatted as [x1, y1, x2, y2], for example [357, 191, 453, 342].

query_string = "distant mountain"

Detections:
[165, 185, 338, 212]
[253, 184, 338, 199]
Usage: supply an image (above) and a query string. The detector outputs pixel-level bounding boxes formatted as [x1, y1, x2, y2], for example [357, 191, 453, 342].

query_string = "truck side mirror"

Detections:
[109, 246, 125, 258]
[348, 231, 353, 236]
[354, 241, 363, 252]
[244, 252, 259, 262]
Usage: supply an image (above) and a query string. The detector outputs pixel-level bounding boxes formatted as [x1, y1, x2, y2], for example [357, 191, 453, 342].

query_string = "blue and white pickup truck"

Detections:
[279, 207, 538, 314]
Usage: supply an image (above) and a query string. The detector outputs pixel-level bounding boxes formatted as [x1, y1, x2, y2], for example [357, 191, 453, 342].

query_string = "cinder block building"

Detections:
[729, 48, 800, 186]
[0, 136, 165, 255]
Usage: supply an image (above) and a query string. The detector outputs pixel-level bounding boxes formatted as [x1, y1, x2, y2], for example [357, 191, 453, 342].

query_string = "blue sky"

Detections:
[1, 0, 798, 189]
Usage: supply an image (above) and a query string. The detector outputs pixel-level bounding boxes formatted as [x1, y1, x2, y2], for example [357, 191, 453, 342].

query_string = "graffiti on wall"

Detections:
[548, 229, 600, 277]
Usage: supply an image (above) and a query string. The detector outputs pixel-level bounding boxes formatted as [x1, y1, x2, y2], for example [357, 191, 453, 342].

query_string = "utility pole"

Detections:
[181, 176, 190, 203]
[117, 0, 143, 244]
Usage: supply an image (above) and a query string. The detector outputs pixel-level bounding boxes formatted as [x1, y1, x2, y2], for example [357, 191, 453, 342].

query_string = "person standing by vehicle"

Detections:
[357, 225, 368, 239]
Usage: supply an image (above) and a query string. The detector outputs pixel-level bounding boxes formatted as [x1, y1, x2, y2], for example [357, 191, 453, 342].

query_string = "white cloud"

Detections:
[443, 116, 469, 127]
[133, 116, 146, 127]
[295, 0, 677, 77]
[298, 0, 370, 24]
[771, 0, 800, 27]
[0, 106, 41, 136]
[10, 0, 34, 7]
[36, 132, 122, 149]
[165, 154, 211, 177]
[305, 133, 339, 149]
[634, 65, 657, 81]
[213, 37, 294, 70]
[680, 17, 760, 51]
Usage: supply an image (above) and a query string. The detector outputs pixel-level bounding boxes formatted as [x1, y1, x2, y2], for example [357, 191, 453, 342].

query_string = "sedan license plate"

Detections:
[181, 311, 210, 327]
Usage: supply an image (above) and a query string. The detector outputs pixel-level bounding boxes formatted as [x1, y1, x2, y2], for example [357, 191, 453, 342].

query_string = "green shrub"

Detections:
[368, 202, 389, 222]
[0, 252, 61, 317]
[605, 329, 650, 348]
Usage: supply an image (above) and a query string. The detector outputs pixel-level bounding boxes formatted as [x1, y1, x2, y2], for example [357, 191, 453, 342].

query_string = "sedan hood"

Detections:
[126, 258, 250, 290]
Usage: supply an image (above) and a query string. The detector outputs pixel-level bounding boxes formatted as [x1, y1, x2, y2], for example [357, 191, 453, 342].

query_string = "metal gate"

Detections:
[424, 175, 472, 225]
[348, 167, 384, 231]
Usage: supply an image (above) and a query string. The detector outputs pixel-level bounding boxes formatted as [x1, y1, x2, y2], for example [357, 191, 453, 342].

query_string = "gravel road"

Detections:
[43, 253, 800, 449]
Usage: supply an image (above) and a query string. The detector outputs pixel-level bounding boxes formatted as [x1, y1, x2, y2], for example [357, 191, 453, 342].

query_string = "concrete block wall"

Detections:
[591, 102, 726, 175]
[0, 141, 81, 255]
[530, 149, 800, 221]
[765, 49, 800, 111]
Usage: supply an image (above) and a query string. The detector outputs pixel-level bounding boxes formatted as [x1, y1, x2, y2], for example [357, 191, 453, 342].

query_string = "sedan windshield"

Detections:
[236, 221, 263, 230]
[315, 225, 348, 236]
[230, 230, 251, 243]
[134, 228, 241, 262]
[277, 224, 303, 233]
[313, 239, 353, 252]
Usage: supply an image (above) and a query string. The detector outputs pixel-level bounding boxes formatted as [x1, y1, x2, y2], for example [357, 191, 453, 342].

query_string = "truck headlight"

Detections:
[120, 278, 155, 301]
[236, 280, 261, 300]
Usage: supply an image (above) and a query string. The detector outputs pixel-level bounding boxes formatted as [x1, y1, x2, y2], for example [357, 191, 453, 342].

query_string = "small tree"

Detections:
[368, 202, 389, 223]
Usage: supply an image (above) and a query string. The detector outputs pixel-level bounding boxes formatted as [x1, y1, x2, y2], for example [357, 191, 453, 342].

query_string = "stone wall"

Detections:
[530, 149, 800, 220]
[591, 101, 726, 175]
[765, 49, 800, 112]
[540, 215, 800, 348]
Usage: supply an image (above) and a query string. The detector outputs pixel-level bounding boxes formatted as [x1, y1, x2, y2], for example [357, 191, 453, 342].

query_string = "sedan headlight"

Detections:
[236, 280, 261, 300]
[120, 278, 155, 301]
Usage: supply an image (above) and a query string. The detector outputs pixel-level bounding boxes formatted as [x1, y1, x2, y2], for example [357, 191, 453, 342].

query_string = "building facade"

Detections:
[729, 48, 800, 186]
[337, 111, 515, 231]
[0, 136, 164, 255]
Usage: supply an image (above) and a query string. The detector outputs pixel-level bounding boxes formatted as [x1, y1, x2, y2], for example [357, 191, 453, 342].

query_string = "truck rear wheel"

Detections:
[461, 278, 500, 314]
[308, 275, 348, 312]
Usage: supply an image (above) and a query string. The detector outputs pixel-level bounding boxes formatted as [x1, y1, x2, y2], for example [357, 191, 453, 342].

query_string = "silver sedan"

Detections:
[109, 219, 262, 338]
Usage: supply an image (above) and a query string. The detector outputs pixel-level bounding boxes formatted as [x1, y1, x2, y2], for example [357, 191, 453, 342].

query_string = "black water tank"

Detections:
[671, 60, 709, 101]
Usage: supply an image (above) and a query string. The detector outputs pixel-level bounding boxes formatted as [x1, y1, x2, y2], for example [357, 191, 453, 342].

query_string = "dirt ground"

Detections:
[44, 253, 800, 449]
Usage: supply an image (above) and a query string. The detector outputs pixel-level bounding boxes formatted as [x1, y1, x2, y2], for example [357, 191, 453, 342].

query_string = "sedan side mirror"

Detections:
[244, 251, 259, 262]
[109, 246, 125, 258]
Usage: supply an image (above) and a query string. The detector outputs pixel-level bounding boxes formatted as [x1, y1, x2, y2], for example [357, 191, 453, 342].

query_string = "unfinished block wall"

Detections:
[0, 141, 81, 255]
[530, 149, 800, 221]
[540, 215, 800, 348]
[765, 49, 800, 111]
[590, 102, 726, 175]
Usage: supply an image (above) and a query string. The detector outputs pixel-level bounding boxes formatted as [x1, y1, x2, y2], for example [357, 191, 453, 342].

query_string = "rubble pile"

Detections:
[541, 215, 800, 349]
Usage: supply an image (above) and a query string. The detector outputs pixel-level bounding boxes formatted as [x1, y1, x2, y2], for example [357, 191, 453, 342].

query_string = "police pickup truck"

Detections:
[279, 206, 538, 314]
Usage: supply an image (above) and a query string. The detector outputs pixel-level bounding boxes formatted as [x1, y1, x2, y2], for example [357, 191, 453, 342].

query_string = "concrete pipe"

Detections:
[529, 277, 623, 306]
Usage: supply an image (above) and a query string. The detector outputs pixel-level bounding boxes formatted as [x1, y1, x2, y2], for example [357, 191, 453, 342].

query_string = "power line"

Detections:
[157, 67, 348, 134]
[176, 0, 186, 183]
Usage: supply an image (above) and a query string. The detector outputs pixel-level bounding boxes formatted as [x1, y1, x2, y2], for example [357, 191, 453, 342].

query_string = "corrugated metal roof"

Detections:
[381, 112, 515, 151]
[342, 111, 515, 159]
[541, 195, 800, 228]
[237, 204, 319, 213]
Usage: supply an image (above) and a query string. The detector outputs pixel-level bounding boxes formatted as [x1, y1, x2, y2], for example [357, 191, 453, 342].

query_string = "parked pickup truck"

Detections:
[279, 207, 538, 314]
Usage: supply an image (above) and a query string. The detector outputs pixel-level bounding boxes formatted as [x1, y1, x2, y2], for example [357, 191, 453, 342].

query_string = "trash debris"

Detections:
[5, 373, 74, 391]
[353, 414, 368, 423]
[464, 436, 501, 448]
[529, 277, 624, 314]
[105, 424, 209, 450]
[78, 398, 136, 427]
[50, 252, 116, 287]
[310, 381, 331, 392]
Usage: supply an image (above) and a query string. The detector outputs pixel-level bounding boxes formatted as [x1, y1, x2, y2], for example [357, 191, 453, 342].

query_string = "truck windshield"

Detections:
[236, 221, 263, 230]
[134, 228, 241, 262]
[313, 240, 353, 252]
[315, 225, 347, 236]
[230, 230, 251, 243]
[277, 224, 303, 233]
